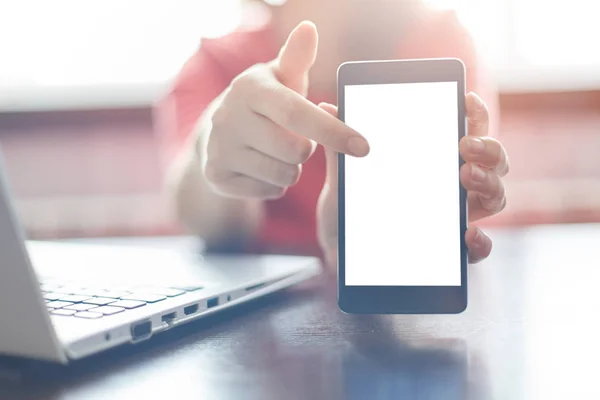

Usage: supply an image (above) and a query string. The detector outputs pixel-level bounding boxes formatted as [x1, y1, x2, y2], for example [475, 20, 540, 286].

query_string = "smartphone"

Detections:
[337, 58, 468, 314]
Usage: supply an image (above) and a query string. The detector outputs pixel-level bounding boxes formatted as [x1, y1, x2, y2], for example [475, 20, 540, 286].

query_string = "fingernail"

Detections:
[472, 93, 484, 109]
[471, 165, 486, 182]
[467, 137, 485, 154]
[348, 137, 370, 156]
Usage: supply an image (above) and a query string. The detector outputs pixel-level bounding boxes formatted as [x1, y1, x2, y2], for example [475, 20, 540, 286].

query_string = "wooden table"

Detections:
[1, 224, 600, 399]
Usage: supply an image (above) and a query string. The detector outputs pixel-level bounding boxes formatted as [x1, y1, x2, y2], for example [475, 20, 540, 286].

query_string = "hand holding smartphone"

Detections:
[337, 58, 468, 314]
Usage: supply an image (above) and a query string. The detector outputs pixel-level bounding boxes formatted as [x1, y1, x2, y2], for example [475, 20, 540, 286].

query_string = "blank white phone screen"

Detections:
[344, 81, 461, 286]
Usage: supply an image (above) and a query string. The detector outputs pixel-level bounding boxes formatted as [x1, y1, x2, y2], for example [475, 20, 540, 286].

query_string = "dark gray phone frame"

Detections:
[337, 58, 468, 314]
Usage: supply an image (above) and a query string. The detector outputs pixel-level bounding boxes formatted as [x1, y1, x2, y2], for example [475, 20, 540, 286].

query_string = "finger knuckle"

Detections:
[498, 193, 507, 212]
[236, 69, 273, 103]
[265, 186, 286, 200]
[206, 136, 226, 160]
[501, 154, 510, 176]
[460, 162, 470, 173]
[288, 138, 313, 164]
[230, 72, 257, 94]
[203, 160, 225, 184]
[210, 106, 229, 129]
[469, 255, 482, 264]
[319, 129, 336, 149]
[459, 163, 472, 183]
[281, 164, 301, 186]
[263, 159, 298, 187]
[487, 138, 504, 167]
[222, 177, 257, 198]
[495, 176, 506, 201]
[256, 155, 278, 181]
[276, 91, 300, 127]
[482, 179, 506, 213]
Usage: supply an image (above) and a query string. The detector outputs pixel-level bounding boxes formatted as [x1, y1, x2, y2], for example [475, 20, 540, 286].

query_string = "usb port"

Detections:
[161, 312, 176, 324]
[207, 297, 219, 308]
[131, 320, 152, 341]
[183, 304, 199, 315]
[245, 283, 265, 291]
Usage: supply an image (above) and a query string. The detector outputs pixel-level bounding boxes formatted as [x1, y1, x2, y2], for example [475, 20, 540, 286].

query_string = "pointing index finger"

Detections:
[250, 82, 370, 156]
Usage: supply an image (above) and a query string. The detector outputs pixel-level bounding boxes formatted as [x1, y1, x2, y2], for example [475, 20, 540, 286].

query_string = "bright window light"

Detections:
[1, 0, 599, 109]
[422, 0, 508, 67]
[0, 0, 241, 87]
[423, 0, 600, 91]
[514, 0, 600, 67]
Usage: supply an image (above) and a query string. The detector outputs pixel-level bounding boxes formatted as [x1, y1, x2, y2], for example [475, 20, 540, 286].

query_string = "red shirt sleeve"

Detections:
[399, 9, 500, 136]
[154, 45, 229, 167]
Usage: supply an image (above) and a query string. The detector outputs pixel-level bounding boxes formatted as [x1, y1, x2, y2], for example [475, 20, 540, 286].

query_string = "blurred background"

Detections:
[0, 0, 599, 239]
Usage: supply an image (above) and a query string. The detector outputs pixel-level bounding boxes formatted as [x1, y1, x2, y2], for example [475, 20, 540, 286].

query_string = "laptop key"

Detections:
[137, 287, 185, 297]
[161, 288, 186, 297]
[47, 301, 74, 309]
[51, 309, 77, 316]
[59, 295, 93, 303]
[91, 306, 125, 315]
[110, 300, 146, 309]
[106, 285, 135, 292]
[44, 293, 63, 301]
[74, 311, 103, 319]
[83, 297, 116, 306]
[99, 291, 130, 299]
[173, 285, 204, 292]
[68, 288, 104, 297]
[121, 293, 167, 303]
[65, 303, 96, 311]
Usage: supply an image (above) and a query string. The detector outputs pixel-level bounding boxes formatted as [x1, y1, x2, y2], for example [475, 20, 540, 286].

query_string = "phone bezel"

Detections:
[337, 58, 468, 314]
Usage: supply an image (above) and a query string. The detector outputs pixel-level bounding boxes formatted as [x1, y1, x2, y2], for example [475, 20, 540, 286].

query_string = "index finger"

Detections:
[460, 136, 510, 177]
[249, 82, 370, 157]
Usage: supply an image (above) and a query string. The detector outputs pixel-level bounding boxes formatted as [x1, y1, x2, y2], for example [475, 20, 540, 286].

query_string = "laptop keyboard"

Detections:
[41, 281, 203, 319]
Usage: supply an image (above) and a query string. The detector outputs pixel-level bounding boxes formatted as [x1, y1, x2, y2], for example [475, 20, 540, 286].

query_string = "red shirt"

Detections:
[156, 9, 496, 256]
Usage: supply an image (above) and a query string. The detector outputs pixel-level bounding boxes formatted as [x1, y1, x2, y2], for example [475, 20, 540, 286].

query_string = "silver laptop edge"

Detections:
[0, 150, 322, 364]
[0, 154, 67, 363]
[61, 265, 319, 360]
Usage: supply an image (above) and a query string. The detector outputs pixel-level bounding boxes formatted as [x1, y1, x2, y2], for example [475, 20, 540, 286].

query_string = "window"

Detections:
[0, 0, 242, 110]
[1, 0, 241, 87]
[428, 0, 600, 91]
[2, 0, 598, 111]
[515, 0, 600, 67]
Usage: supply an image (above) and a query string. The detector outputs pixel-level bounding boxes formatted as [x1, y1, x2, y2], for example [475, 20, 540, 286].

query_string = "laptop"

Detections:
[0, 155, 322, 364]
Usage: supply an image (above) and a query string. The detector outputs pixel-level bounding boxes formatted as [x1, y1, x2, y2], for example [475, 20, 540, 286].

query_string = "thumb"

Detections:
[274, 21, 318, 94]
[318, 102, 339, 186]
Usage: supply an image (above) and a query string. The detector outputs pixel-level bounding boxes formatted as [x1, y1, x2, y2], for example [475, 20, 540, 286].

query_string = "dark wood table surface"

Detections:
[2, 223, 600, 400]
